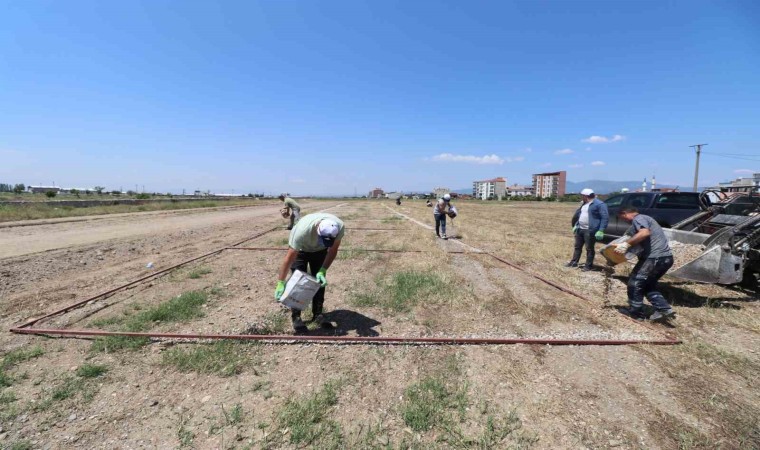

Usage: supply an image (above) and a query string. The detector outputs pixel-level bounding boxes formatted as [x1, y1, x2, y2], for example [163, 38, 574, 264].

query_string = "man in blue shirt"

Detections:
[567, 188, 609, 271]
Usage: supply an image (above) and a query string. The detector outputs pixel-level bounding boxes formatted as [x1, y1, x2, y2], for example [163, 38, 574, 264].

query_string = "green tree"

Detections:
[13, 183, 25, 194]
[70, 188, 80, 198]
[45, 190, 57, 198]
[94, 186, 105, 195]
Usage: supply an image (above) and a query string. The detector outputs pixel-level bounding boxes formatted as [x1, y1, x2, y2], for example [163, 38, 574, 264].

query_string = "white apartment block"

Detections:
[472, 177, 507, 200]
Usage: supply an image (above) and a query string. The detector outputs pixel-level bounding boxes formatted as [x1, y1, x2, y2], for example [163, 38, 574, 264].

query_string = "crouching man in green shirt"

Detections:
[274, 213, 345, 333]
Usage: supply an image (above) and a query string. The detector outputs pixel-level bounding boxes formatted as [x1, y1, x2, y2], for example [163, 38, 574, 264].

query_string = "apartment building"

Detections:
[472, 177, 507, 200]
[531, 171, 567, 198]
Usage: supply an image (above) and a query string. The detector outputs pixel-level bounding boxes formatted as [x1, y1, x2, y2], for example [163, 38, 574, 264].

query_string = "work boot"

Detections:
[565, 261, 578, 268]
[441, 233, 448, 240]
[580, 265, 593, 272]
[650, 309, 676, 323]
[292, 316, 308, 334]
[620, 307, 646, 321]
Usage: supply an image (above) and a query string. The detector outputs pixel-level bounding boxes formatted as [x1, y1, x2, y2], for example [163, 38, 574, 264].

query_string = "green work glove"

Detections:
[572, 225, 578, 234]
[274, 280, 285, 300]
[595, 230, 604, 241]
[316, 267, 327, 287]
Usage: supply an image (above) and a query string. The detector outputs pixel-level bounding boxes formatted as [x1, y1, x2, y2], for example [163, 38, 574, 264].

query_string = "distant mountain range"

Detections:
[453, 180, 701, 196]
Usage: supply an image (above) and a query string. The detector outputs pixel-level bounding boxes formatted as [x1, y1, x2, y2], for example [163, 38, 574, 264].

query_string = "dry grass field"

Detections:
[0, 200, 757, 449]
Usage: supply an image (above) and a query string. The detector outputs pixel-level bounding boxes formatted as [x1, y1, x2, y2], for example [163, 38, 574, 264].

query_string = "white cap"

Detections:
[317, 220, 339, 238]
[443, 193, 451, 201]
[317, 219, 340, 247]
[581, 188, 594, 196]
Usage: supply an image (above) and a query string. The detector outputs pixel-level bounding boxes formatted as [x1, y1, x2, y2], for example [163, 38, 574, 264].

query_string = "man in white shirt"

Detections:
[567, 188, 609, 271]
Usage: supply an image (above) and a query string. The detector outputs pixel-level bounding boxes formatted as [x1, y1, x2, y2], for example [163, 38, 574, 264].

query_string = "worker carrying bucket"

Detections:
[433, 193, 455, 239]
[278, 195, 301, 230]
[611, 207, 677, 323]
[274, 212, 345, 333]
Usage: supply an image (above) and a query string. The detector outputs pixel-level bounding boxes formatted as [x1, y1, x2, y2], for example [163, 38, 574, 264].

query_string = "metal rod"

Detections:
[225, 247, 467, 254]
[9, 327, 680, 346]
[14, 225, 282, 329]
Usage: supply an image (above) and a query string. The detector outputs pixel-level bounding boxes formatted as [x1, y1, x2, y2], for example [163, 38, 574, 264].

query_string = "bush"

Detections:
[44, 190, 57, 198]
[135, 193, 151, 199]
[13, 184, 25, 194]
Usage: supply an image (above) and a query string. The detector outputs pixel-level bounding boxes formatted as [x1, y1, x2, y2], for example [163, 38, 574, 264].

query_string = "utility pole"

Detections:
[690, 144, 707, 192]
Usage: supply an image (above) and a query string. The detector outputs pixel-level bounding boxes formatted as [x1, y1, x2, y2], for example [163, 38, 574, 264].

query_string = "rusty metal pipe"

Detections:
[225, 247, 469, 254]
[484, 253, 678, 339]
[15, 225, 282, 329]
[9, 327, 680, 346]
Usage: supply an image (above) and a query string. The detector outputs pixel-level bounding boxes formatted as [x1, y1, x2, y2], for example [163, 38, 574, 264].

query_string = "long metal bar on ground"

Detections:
[225, 247, 468, 254]
[277, 227, 404, 231]
[13, 202, 350, 329]
[385, 205, 680, 343]
[9, 327, 680, 346]
[14, 225, 283, 329]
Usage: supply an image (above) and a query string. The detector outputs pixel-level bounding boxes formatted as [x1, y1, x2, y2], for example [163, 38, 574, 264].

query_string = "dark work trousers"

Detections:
[290, 248, 327, 319]
[627, 256, 674, 311]
[571, 229, 596, 267]
[434, 213, 447, 236]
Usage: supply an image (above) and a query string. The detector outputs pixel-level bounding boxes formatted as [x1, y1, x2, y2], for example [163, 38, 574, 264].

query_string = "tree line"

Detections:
[0, 183, 26, 194]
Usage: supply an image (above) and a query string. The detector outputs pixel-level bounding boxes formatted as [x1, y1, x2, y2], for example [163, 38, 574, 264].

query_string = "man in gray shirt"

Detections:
[614, 207, 676, 322]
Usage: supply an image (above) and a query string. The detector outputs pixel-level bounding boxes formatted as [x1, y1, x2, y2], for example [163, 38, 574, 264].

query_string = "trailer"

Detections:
[665, 191, 760, 289]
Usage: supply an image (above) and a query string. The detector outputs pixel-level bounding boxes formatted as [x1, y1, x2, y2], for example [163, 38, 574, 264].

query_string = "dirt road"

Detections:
[0, 202, 320, 259]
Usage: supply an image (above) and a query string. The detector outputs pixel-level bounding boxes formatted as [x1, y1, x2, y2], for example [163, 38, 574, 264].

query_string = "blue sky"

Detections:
[1, 0, 758, 195]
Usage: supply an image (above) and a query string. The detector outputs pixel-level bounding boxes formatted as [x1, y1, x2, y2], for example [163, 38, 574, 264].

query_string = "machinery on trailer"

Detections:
[664, 191, 760, 288]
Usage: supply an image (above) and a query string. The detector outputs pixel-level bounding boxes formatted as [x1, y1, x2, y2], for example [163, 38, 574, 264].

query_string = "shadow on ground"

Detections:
[320, 309, 381, 337]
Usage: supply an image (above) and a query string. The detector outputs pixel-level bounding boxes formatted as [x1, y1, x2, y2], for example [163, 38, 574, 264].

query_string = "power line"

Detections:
[702, 153, 760, 162]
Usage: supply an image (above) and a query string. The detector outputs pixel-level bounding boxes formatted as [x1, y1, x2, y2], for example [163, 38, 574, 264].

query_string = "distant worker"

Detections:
[567, 188, 609, 271]
[278, 195, 301, 230]
[433, 193, 454, 239]
[614, 207, 676, 322]
[274, 213, 345, 333]
[426, 199, 432, 207]
[396, 196, 401, 206]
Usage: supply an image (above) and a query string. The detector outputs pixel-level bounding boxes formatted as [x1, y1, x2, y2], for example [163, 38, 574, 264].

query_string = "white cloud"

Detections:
[734, 169, 756, 174]
[430, 153, 505, 165]
[569, 163, 583, 168]
[505, 156, 525, 163]
[582, 134, 626, 144]
[554, 148, 573, 155]
[591, 161, 606, 166]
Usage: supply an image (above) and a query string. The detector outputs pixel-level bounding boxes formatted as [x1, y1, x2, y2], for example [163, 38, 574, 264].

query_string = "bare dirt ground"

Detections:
[0, 200, 757, 449]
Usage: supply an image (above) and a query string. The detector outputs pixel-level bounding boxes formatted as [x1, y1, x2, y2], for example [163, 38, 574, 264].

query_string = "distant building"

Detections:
[368, 188, 384, 198]
[472, 177, 507, 200]
[28, 185, 61, 194]
[433, 187, 450, 199]
[385, 192, 402, 199]
[715, 173, 760, 193]
[532, 171, 566, 198]
[506, 184, 534, 197]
